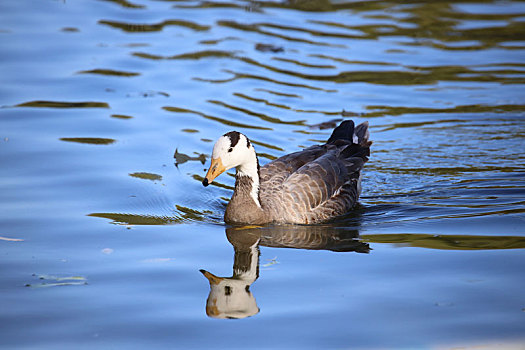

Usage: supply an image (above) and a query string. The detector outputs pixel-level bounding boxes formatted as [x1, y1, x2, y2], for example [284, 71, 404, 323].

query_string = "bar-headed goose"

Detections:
[203, 120, 371, 225]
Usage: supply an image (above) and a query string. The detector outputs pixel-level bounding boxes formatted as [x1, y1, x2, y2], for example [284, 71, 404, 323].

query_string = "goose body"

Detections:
[203, 120, 371, 225]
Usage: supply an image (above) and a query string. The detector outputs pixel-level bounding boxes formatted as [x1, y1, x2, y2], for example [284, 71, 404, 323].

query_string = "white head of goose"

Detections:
[203, 120, 371, 225]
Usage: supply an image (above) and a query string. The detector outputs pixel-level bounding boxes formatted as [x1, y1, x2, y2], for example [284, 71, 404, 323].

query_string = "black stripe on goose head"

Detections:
[224, 131, 240, 147]
[224, 131, 241, 152]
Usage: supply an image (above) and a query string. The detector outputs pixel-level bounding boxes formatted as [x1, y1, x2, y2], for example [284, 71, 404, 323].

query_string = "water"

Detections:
[1, 0, 524, 348]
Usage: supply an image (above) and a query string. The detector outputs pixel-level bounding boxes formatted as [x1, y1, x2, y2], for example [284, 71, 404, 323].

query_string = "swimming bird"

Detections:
[202, 120, 371, 225]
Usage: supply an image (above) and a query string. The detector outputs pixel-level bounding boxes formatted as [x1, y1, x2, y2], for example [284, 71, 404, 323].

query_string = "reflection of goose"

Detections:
[200, 229, 261, 319]
[202, 120, 371, 224]
[259, 225, 370, 253]
[200, 225, 368, 319]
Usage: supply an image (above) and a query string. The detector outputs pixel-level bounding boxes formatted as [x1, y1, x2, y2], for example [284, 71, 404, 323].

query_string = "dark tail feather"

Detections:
[331, 120, 372, 160]
[327, 120, 371, 146]
[327, 120, 355, 144]
[354, 121, 371, 147]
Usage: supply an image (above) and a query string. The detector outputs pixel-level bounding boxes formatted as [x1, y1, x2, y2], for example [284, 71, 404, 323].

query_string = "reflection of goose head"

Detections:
[200, 228, 261, 319]
[200, 269, 258, 319]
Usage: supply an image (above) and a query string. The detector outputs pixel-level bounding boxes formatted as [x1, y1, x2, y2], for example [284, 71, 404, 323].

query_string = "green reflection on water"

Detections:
[168, 50, 235, 60]
[368, 166, 524, 176]
[59, 137, 116, 145]
[133, 50, 234, 61]
[362, 233, 525, 250]
[255, 88, 302, 99]
[176, 0, 354, 13]
[272, 57, 336, 69]
[88, 213, 182, 225]
[133, 46, 525, 86]
[233, 92, 342, 117]
[234, 92, 293, 111]
[217, 20, 338, 47]
[163, 106, 273, 130]
[98, 19, 209, 32]
[197, 69, 337, 92]
[77, 69, 140, 77]
[111, 114, 133, 119]
[184, 1, 525, 50]
[16, 101, 110, 108]
[239, 57, 525, 85]
[88, 206, 212, 225]
[364, 104, 525, 118]
[129, 172, 163, 181]
[99, 0, 145, 9]
[207, 99, 305, 126]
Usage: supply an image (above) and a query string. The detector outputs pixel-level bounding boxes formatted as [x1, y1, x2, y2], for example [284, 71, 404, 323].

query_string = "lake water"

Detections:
[1, 0, 524, 348]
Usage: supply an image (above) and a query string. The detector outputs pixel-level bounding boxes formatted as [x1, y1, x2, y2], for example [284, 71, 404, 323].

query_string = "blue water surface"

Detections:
[1, 0, 524, 348]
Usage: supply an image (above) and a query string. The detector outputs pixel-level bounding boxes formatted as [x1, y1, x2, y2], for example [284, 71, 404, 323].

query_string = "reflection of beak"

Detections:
[200, 269, 224, 285]
[202, 157, 225, 187]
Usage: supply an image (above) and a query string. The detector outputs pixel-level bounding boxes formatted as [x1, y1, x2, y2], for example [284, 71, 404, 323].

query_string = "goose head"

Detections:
[203, 131, 257, 186]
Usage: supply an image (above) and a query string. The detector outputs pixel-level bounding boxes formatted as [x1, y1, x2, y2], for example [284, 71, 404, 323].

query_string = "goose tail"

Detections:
[327, 120, 371, 147]
[327, 120, 354, 144]
[354, 121, 372, 147]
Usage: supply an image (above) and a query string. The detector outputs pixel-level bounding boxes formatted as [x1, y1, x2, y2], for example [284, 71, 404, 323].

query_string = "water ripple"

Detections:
[98, 19, 210, 32]
[163, 106, 273, 130]
[15, 101, 110, 108]
[3, 0, 525, 231]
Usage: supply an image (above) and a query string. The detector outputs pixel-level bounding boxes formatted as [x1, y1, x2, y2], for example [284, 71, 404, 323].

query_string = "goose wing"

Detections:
[259, 145, 326, 194]
[260, 120, 371, 224]
[283, 145, 366, 223]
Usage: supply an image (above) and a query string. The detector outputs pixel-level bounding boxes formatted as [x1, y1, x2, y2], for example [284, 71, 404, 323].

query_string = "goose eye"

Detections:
[228, 147, 233, 152]
[224, 286, 232, 295]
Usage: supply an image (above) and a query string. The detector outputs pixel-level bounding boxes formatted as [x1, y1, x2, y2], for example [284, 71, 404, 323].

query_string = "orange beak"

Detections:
[202, 157, 226, 186]
[199, 269, 224, 285]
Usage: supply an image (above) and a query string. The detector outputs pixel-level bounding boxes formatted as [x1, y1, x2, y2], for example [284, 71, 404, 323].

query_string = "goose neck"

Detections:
[235, 154, 261, 208]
